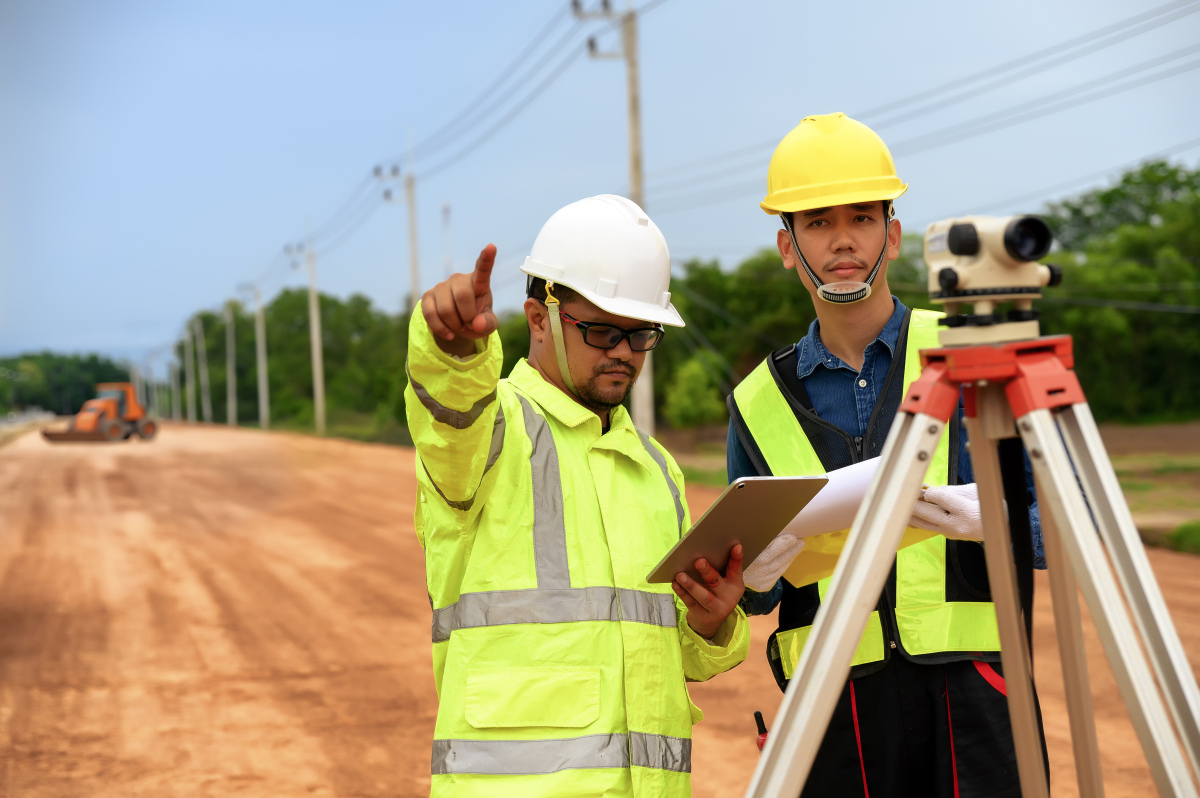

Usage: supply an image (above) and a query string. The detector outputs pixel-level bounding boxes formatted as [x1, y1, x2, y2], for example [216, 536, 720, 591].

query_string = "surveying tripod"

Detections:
[744, 329, 1200, 797]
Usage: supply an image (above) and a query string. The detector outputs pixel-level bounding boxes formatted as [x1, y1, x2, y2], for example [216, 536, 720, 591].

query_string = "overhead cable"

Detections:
[421, 44, 588, 180]
[651, 59, 1200, 215]
[890, 44, 1200, 156]
[411, 18, 585, 163]
[410, 5, 573, 161]
[645, 0, 1200, 189]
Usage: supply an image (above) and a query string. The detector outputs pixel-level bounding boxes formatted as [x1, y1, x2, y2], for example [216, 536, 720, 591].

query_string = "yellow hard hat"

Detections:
[761, 113, 907, 216]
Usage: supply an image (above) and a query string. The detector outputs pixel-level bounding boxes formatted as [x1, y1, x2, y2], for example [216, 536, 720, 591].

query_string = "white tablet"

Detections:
[646, 476, 828, 584]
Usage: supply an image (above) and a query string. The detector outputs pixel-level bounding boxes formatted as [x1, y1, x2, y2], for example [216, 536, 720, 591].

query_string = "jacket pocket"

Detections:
[465, 666, 601, 729]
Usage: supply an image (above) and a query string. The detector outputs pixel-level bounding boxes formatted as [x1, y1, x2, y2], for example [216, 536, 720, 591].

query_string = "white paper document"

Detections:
[781, 458, 881, 540]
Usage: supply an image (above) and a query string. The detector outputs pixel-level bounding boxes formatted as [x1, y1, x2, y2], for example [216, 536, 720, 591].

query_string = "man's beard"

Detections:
[576, 360, 637, 411]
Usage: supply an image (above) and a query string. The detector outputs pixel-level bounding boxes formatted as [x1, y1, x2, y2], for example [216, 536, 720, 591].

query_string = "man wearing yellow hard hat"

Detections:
[727, 113, 1046, 796]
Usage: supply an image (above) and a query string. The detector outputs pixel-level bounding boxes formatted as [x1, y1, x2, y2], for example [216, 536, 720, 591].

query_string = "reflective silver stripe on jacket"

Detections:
[408, 365, 497, 429]
[431, 586, 677, 644]
[423, 407, 507, 512]
[517, 394, 570, 589]
[431, 732, 689, 775]
[630, 731, 691, 773]
[637, 429, 685, 535]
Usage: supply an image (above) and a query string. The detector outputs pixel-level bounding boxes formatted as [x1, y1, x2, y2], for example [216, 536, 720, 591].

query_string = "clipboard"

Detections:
[646, 476, 828, 584]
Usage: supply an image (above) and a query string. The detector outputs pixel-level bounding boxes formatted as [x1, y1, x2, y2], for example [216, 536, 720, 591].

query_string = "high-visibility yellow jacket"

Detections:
[728, 309, 1000, 687]
[406, 309, 750, 798]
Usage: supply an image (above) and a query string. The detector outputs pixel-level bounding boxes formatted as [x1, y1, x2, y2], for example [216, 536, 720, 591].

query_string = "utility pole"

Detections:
[575, 0, 654, 434]
[240, 283, 271, 430]
[183, 331, 197, 422]
[406, 172, 421, 314]
[442, 202, 453, 278]
[377, 164, 422, 313]
[170, 360, 182, 420]
[290, 243, 326, 436]
[224, 302, 237, 427]
[193, 317, 214, 423]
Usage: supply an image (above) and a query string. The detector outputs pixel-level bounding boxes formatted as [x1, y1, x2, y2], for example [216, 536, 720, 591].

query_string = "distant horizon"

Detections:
[4, 0, 1199, 375]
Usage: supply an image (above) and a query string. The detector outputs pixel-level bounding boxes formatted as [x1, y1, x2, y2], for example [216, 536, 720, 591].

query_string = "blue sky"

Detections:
[3, 0, 1199, 374]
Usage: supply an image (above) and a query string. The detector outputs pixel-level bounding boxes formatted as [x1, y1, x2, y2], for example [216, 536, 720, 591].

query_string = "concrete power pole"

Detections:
[193, 317, 214, 423]
[405, 173, 421, 314]
[378, 164, 422, 314]
[183, 329, 197, 422]
[442, 202, 453, 279]
[251, 285, 270, 429]
[170, 360, 182, 421]
[576, 0, 654, 434]
[303, 247, 327, 435]
[224, 303, 237, 426]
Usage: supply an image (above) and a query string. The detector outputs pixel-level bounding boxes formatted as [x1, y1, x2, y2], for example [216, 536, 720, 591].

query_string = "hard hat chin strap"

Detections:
[544, 283, 580, 398]
[782, 201, 893, 305]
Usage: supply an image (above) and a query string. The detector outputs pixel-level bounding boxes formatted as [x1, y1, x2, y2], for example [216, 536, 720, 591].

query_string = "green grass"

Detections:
[1154, 461, 1200, 476]
[1118, 479, 1157, 493]
[1164, 521, 1200, 554]
[679, 464, 729, 488]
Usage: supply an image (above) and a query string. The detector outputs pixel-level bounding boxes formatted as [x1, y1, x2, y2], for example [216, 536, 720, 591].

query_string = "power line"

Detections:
[866, 2, 1200, 131]
[410, 5, 573, 161]
[422, 44, 589, 180]
[651, 58, 1200, 215]
[1040, 295, 1200, 314]
[412, 18, 586, 163]
[301, 172, 378, 244]
[645, 0, 1200, 189]
[890, 45, 1200, 157]
[858, 0, 1198, 119]
[920, 135, 1200, 222]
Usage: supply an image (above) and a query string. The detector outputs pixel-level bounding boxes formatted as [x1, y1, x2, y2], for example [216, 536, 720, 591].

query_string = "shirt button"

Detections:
[858, 379, 867, 388]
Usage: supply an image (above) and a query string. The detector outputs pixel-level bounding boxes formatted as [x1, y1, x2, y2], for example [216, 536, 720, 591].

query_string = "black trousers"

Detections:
[799, 656, 1047, 798]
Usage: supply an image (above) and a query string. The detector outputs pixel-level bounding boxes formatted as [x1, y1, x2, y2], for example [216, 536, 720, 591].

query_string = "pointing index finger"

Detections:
[473, 244, 497, 295]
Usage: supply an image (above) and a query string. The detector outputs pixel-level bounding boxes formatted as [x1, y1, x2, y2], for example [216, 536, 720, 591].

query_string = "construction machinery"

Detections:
[42, 382, 159, 443]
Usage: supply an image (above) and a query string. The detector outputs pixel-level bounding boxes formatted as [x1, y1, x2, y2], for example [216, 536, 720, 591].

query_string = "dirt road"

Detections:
[1, 425, 1195, 796]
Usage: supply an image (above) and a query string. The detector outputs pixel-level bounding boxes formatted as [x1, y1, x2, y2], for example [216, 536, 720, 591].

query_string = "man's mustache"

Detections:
[593, 362, 635, 378]
[821, 256, 870, 271]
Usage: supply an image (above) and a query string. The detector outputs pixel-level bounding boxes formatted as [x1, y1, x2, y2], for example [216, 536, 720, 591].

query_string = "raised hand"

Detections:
[421, 243, 500, 356]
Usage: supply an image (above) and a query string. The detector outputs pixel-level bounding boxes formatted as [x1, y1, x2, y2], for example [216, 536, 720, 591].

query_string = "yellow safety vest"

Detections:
[406, 309, 750, 798]
[728, 309, 1000, 684]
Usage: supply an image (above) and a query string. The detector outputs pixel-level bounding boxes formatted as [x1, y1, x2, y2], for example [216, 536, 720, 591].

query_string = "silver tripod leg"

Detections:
[743, 412, 944, 798]
[963, 385, 1049, 798]
[1054, 402, 1200, 778]
[1020, 407, 1198, 797]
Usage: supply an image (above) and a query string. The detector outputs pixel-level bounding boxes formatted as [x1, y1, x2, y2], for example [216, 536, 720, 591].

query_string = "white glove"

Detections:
[744, 534, 806, 592]
[910, 483, 1006, 542]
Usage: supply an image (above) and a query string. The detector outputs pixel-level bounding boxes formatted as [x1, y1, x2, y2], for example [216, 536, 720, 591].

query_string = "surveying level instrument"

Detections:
[745, 215, 1200, 797]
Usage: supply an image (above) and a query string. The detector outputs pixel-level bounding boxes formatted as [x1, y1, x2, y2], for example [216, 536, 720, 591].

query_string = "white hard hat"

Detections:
[521, 194, 684, 327]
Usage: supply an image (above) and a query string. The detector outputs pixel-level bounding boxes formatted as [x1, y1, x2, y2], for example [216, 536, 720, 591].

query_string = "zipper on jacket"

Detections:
[853, 436, 864, 460]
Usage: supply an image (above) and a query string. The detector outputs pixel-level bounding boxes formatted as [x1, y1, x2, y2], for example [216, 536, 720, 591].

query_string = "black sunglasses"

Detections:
[557, 310, 665, 352]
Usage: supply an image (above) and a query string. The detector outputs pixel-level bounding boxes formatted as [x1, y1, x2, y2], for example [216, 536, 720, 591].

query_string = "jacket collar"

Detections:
[509, 358, 603, 429]
[508, 358, 643, 452]
[796, 296, 907, 379]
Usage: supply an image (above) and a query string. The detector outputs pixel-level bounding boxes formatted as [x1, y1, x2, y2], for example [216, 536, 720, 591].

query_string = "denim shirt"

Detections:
[728, 297, 1045, 616]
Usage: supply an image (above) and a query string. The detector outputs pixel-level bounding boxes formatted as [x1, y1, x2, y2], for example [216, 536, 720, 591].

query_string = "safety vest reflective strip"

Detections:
[734, 310, 999, 671]
[429, 393, 691, 776]
[431, 732, 691, 776]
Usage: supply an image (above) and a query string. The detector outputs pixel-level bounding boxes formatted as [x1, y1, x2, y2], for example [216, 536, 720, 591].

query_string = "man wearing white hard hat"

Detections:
[406, 194, 750, 798]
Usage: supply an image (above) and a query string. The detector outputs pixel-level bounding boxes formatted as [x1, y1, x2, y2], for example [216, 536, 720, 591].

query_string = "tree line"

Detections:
[3, 160, 1197, 431]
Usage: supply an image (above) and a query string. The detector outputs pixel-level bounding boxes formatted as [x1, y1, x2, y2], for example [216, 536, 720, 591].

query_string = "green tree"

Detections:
[663, 353, 727, 429]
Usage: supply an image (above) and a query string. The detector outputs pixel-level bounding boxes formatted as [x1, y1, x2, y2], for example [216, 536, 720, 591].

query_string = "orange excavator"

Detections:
[42, 382, 159, 443]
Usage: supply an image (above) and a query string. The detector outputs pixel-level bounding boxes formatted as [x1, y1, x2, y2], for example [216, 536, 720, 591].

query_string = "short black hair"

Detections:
[526, 276, 580, 305]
